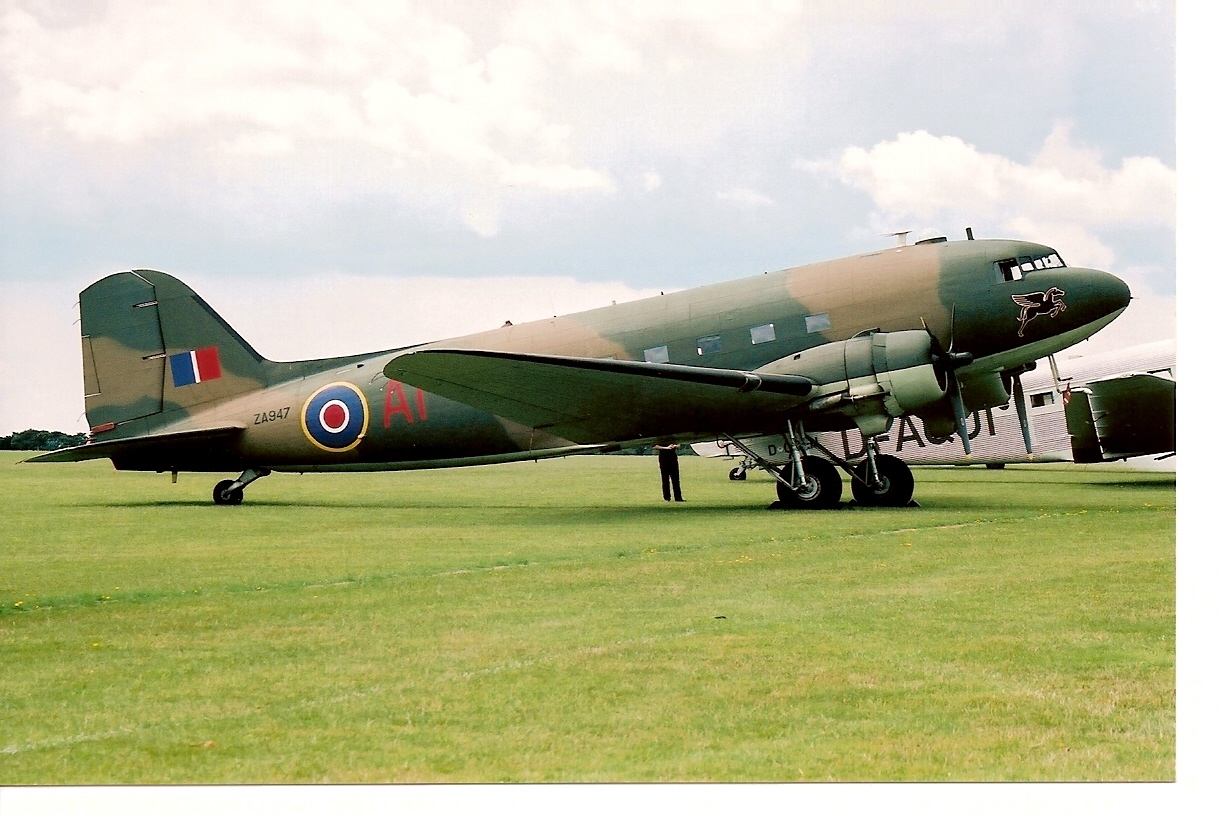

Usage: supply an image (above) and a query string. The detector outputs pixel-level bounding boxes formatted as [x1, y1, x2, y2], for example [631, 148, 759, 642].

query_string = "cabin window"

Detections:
[1029, 392, 1055, 408]
[696, 335, 722, 356]
[805, 313, 831, 333]
[750, 323, 776, 344]
[644, 345, 669, 364]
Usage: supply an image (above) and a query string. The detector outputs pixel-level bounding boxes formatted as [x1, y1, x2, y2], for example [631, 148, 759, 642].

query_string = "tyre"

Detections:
[728, 466, 747, 481]
[213, 479, 244, 505]
[775, 456, 842, 509]
[850, 454, 914, 507]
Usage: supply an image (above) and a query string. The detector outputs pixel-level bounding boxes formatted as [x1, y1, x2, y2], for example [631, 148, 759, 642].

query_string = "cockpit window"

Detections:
[995, 252, 1065, 282]
[996, 258, 1023, 281]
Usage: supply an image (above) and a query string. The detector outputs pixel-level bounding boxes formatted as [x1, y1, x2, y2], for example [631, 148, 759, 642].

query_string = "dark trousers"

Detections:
[659, 451, 682, 501]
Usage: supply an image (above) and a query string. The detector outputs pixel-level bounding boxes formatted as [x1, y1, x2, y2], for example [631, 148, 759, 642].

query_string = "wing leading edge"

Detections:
[383, 349, 814, 444]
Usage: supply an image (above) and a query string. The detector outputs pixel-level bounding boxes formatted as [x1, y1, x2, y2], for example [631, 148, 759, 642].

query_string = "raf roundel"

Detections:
[301, 383, 369, 453]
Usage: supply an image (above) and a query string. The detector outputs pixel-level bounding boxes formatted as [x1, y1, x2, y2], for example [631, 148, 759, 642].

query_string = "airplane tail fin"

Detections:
[80, 269, 271, 435]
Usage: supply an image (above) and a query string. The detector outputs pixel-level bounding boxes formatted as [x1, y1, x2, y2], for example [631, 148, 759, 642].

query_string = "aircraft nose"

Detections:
[966, 265, 1133, 353]
[1071, 267, 1132, 320]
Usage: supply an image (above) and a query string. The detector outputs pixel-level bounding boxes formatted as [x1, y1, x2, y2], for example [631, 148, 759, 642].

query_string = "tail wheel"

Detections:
[776, 456, 842, 509]
[850, 454, 914, 507]
[728, 466, 748, 481]
[213, 479, 244, 505]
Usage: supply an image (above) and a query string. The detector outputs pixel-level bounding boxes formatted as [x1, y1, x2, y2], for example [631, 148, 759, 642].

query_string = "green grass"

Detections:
[0, 451, 1174, 782]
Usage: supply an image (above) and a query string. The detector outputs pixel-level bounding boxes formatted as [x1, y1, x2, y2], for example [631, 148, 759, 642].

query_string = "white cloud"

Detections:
[643, 171, 663, 191]
[716, 187, 774, 207]
[0, 2, 610, 210]
[222, 132, 297, 156]
[798, 124, 1177, 352]
[800, 125, 1176, 258]
[0, 0, 806, 237]
[505, 0, 803, 74]
[0, 273, 660, 433]
[461, 196, 503, 238]
[499, 163, 615, 191]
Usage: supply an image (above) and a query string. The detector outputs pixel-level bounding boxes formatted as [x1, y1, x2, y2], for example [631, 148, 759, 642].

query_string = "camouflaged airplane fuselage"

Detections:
[32, 237, 1131, 501]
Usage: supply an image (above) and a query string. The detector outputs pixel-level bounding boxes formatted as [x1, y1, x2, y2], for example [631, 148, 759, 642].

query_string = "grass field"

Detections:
[0, 450, 1174, 783]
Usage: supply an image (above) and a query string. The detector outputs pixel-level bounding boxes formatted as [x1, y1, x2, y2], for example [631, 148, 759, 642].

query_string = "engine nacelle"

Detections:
[758, 330, 948, 437]
[960, 371, 1012, 412]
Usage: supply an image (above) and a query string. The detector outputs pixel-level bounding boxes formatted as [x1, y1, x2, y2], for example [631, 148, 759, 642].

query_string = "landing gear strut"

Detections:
[725, 421, 844, 510]
[213, 468, 270, 505]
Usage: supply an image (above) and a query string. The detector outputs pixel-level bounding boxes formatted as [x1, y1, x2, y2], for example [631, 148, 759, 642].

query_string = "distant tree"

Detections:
[0, 429, 87, 451]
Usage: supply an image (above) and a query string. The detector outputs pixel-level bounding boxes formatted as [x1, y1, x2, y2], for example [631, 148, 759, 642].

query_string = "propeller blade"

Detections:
[922, 314, 973, 371]
[1011, 372, 1033, 456]
[925, 310, 974, 454]
[948, 372, 972, 456]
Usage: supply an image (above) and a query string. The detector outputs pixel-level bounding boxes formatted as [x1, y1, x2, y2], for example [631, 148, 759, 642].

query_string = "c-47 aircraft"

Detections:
[29, 234, 1131, 508]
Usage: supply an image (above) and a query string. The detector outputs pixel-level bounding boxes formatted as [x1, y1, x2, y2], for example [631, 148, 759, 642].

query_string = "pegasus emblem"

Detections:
[1011, 287, 1067, 337]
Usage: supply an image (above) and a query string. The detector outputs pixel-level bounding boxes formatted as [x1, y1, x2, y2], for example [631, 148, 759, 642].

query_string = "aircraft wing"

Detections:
[383, 349, 814, 444]
[24, 424, 246, 463]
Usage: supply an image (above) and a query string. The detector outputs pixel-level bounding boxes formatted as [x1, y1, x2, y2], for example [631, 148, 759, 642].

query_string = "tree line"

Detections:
[0, 429, 87, 451]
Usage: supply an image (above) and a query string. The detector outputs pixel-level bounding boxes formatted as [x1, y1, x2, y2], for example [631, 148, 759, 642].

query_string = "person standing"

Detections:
[653, 442, 683, 502]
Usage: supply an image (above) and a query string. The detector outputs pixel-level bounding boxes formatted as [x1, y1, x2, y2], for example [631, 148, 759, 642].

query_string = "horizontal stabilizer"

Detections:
[1085, 373, 1174, 459]
[383, 349, 813, 444]
[1065, 373, 1174, 462]
[24, 424, 246, 464]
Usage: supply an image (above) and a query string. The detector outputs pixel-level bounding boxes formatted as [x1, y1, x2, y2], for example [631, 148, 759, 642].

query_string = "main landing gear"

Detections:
[723, 422, 915, 510]
[849, 452, 914, 507]
[213, 468, 270, 505]
[776, 453, 842, 509]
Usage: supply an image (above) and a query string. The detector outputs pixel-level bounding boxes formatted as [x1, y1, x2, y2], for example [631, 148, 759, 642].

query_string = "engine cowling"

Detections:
[758, 330, 948, 436]
[916, 371, 1012, 439]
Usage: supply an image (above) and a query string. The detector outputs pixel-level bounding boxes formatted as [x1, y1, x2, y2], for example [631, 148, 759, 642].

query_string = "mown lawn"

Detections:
[0, 451, 1174, 782]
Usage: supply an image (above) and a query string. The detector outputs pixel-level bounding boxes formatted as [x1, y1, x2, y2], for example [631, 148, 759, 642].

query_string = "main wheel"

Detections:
[850, 454, 914, 507]
[728, 465, 748, 481]
[776, 456, 842, 509]
[213, 479, 244, 505]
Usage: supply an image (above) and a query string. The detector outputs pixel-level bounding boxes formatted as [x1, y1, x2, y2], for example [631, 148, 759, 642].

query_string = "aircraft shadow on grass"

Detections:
[81, 499, 797, 513]
[1081, 479, 1175, 489]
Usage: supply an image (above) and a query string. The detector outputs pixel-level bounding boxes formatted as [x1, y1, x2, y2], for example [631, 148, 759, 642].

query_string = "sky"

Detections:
[0, 0, 1179, 433]
[0, 4, 1213, 807]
